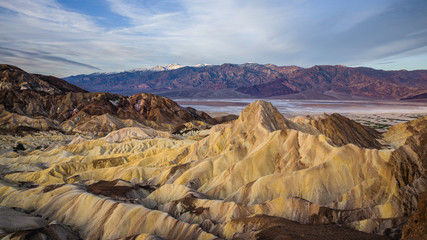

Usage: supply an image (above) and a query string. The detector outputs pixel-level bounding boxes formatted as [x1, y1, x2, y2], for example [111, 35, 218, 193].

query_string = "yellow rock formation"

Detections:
[0, 100, 425, 239]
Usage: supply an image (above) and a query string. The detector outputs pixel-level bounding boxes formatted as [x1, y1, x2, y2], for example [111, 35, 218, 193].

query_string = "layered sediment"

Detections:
[1, 100, 426, 239]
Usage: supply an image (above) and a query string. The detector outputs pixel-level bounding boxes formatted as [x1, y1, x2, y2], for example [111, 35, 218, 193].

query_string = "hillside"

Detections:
[1, 64, 87, 94]
[0, 64, 227, 136]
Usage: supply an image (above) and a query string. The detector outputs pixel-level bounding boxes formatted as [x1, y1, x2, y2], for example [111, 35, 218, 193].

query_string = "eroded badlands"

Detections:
[1, 100, 426, 239]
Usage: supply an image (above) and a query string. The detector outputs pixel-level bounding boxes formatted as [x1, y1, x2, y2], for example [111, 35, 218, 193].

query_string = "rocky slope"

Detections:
[0, 65, 225, 136]
[1, 64, 87, 95]
[1, 100, 426, 239]
[0, 206, 80, 239]
[310, 113, 383, 149]
[401, 192, 427, 239]
[65, 63, 427, 99]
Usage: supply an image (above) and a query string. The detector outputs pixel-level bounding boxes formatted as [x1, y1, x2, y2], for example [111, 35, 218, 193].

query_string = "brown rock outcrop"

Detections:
[128, 93, 217, 125]
[0, 65, 218, 135]
[311, 113, 382, 148]
[224, 215, 390, 240]
[1, 64, 87, 95]
[402, 192, 427, 239]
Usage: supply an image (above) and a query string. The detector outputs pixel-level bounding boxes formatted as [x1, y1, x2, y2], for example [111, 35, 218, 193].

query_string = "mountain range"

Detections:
[64, 63, 427, 99]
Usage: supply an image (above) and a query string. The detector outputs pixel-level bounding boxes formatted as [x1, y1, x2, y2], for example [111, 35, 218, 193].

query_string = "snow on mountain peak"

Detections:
[128, 63, 210, 73]
[150, 64, 184, 71]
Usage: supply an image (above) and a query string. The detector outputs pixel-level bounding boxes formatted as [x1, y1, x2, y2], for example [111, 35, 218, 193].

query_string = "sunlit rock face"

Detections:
[0, 100, 426, 239]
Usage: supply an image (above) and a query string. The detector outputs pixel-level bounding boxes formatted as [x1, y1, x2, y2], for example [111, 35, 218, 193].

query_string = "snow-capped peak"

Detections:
[128, 63, 210, 73]
[149, 64, 184, 71]
[193, 63, 211, 68]
[74, 63, 211, 77]
[128, 64, 182, 72]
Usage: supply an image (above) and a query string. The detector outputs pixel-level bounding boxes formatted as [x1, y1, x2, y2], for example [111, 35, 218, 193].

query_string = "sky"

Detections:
[1, 0, 427, 77]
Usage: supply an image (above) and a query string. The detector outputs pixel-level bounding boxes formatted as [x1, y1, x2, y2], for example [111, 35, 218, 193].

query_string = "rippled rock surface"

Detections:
[1, 99, 426, 239]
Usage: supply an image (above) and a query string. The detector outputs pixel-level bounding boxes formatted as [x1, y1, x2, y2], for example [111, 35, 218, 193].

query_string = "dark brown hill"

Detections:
[402, 192, 427, 239]
[34, 74, 87, 93]
[311, 113, 383, 149]
[0, 65, 220, 135]
[1, 64, 87, 94]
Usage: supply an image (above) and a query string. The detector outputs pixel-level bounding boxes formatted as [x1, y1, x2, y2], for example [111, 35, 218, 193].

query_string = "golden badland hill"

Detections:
[1, 99, 426, 239]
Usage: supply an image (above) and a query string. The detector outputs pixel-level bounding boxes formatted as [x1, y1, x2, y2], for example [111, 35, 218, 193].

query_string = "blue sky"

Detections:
[1, 0, 427, 77]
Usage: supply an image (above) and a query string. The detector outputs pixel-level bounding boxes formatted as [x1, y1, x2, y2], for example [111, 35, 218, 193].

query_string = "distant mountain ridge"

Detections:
[86, 63, 211, 76]
[64, 63, 427, 99]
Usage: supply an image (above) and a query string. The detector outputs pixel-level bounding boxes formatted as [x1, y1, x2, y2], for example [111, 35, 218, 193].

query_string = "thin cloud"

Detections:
[377, 61, 396, 65]
[1, 0, 99, 32]
[0, 0, 426, 76]
[0, 47, 100, 70]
